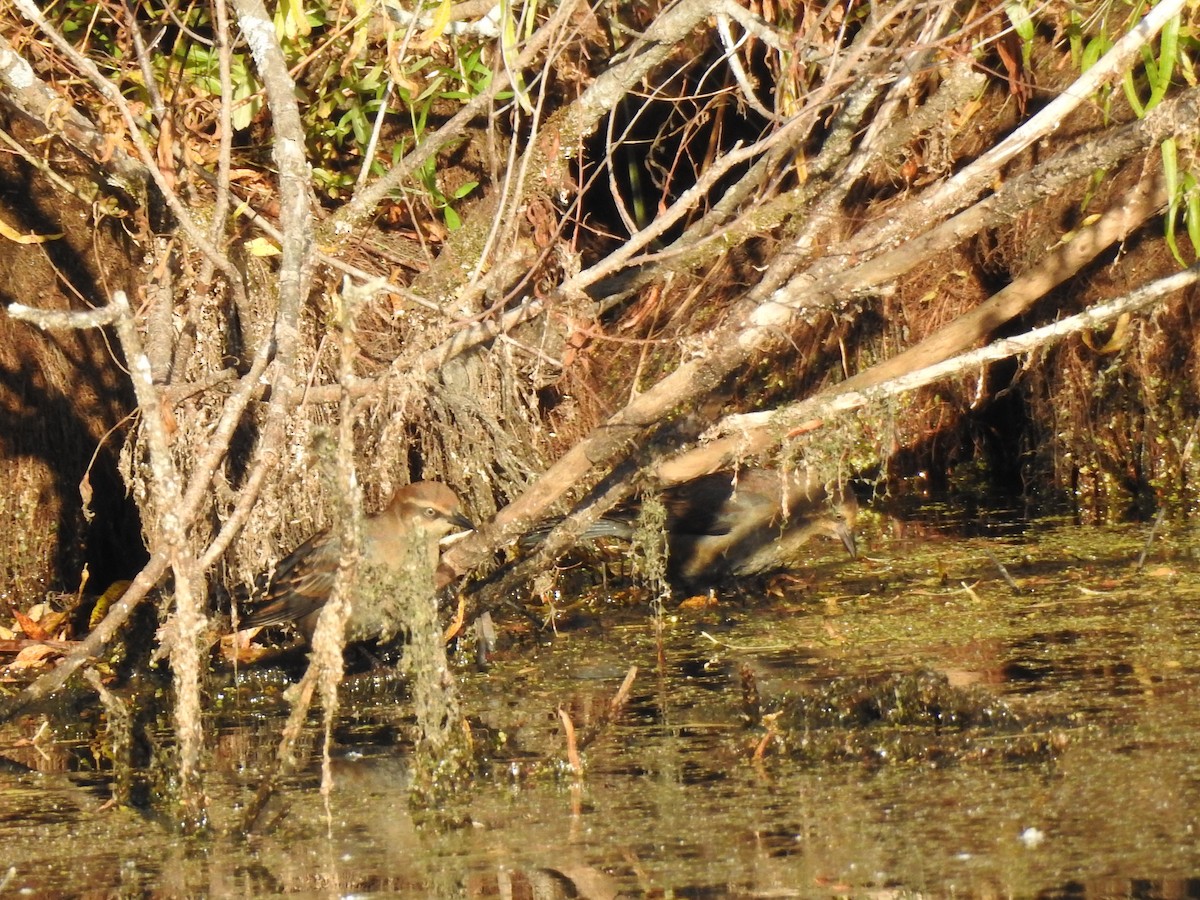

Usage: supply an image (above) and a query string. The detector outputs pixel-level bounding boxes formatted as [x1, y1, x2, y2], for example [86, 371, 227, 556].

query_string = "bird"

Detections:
[236, 481, 474, 643]
[525, 468, 857, 589]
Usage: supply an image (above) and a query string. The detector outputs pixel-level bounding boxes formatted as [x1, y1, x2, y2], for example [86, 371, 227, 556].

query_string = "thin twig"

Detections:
[559, 707, 582, 774]
[10, 1, 241, 283]
[1135, 508, 1168, 573]
[984, 549, 1022, 594]
[1136, 414, 1200, 571]
[575, 665, 638, 754]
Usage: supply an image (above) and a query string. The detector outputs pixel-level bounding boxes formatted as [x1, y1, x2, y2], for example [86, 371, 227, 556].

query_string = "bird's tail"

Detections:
[518, 515, 636, 550]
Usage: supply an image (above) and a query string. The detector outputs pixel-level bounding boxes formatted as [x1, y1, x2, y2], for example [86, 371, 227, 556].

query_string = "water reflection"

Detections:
[3, 523, 1200, 895]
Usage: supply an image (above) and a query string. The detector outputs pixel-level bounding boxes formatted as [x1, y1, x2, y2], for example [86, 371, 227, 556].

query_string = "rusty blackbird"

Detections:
[527, 467, 856, 588]
[237, 481, 473, 642]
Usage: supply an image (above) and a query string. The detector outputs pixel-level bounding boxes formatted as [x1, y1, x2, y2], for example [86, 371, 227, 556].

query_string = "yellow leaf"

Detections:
[414, 0, 454, 49]
[1081, 311, 1131, 354]
[0, 215, 63, 243]
[244, 236, 281, 256]
[89, 580, 132, 629]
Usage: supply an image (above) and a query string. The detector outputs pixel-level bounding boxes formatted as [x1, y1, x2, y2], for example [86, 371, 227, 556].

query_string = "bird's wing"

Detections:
[238, 530, 340, 629]
[664, 485, 743, 536]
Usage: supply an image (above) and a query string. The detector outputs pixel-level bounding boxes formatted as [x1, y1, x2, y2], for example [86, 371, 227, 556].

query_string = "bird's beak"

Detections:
[835, 521, 857, 558]
[449, 512, 476, 533]
[439, 512, 476, 550]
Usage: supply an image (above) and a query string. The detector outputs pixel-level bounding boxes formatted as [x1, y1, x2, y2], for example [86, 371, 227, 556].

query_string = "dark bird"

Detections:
[237, 481, 474, 643]
[527, 468, 856, 589]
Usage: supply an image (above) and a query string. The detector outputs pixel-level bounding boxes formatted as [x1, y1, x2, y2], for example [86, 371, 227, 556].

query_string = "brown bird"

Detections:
[526, 468, 856, 589]
[237, 482, 474, 643]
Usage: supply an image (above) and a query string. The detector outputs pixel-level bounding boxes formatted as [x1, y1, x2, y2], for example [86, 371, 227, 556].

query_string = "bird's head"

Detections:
[387, 482, 475, 538]
[776, 469, 858, 558]
[820, 500, 858, 558]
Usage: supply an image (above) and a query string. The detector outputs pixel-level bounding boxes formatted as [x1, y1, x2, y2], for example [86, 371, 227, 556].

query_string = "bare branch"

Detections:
[850, 0, 1186, 261]
[443, 1, 1193, 575]
[0, 33, 147, 198]
[715, 263, 1200, 442]
[7, 302, 121, 330]
[7, 3, 239, 280]
[664, 168, 1171, 479]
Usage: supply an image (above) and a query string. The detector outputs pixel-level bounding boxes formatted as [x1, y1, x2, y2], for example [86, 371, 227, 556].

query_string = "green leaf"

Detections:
[1004, 3, 1035, 68]
[231, 79, 260, 131]
[1080, 35, 1109, 73]
[1145, 13, 1179, 111]
[347, 109, 371, 146]
[1185, 175, 1200, 258]
[1122, 69, 1145, 118]
[1066, 12, 1084, 69]
[1162, 138, 1186, 266]
[500, 0, 533, 113]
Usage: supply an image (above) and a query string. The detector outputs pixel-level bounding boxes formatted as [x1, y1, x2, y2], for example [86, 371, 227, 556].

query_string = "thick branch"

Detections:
[660, 166, 1172, 480]
[0, 33, 147, 200]
[442, 2, 1189, 573]
[714, 263, 1200, 442]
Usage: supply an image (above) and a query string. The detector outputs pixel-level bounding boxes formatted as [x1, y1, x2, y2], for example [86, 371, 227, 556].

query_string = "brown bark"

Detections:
[659, 166, 1173, 481]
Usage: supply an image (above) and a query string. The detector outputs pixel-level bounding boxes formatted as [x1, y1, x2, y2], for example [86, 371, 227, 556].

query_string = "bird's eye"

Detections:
[423, 507, 437, 518]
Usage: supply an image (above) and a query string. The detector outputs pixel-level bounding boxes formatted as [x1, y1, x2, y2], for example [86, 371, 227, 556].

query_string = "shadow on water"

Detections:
[5, 518, 1200, 896]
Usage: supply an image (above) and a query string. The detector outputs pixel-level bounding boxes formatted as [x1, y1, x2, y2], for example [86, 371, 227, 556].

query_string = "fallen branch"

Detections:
[658, 164, 1172, 481]
[712, 263, 1200, 445]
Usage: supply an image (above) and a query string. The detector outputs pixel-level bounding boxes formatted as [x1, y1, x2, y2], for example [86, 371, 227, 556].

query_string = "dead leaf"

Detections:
[678, 593, 719, 610]
[12, 608, 49, 641]
[9, 643, 61, 670]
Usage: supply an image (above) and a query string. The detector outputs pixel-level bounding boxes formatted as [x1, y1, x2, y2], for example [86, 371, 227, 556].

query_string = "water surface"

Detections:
[3, 521, 1200, 897]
